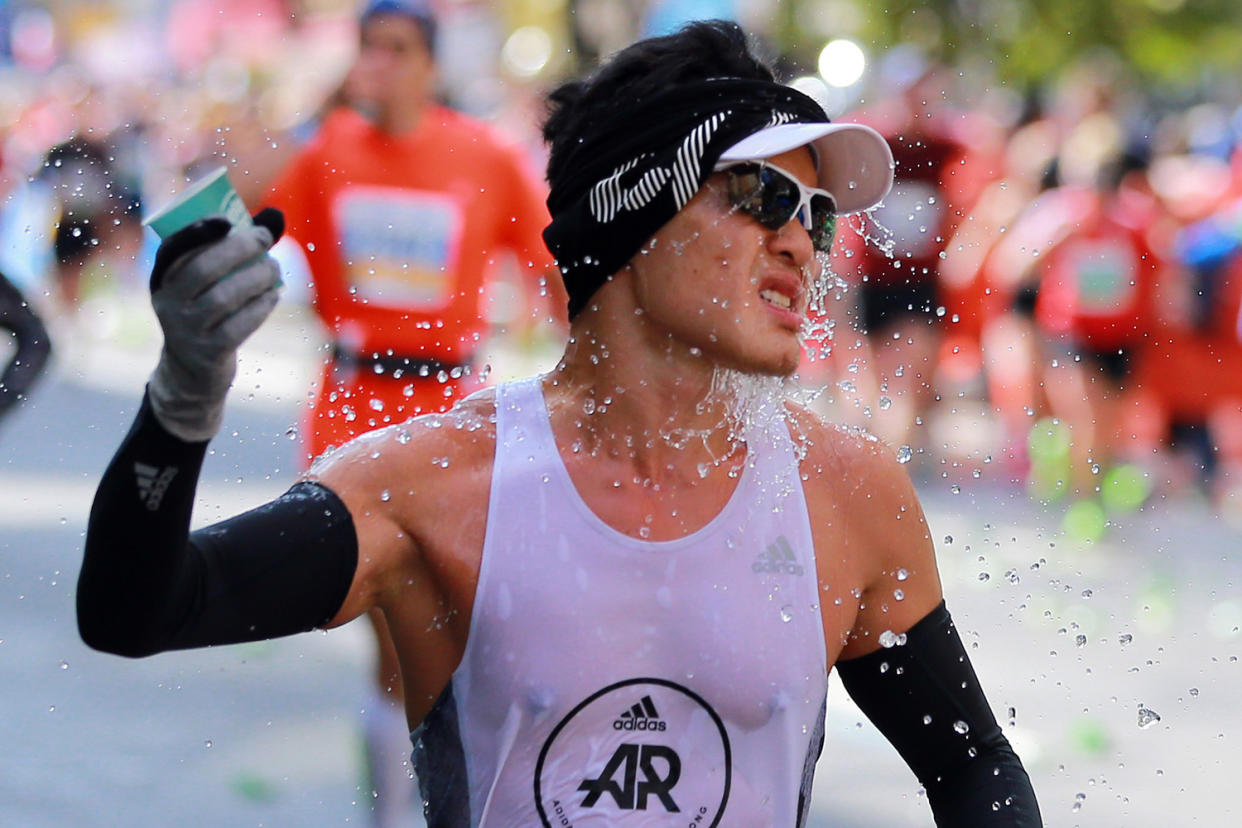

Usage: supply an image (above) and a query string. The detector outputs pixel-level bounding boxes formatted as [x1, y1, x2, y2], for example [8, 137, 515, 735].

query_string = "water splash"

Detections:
[658, 365, 789, 474]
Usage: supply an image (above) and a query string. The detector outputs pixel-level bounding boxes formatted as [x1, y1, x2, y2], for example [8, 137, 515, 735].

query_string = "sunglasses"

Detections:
[717, 161, 838, 254]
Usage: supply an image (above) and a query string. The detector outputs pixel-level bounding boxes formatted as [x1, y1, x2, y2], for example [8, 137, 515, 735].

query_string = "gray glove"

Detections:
[147, 210, 284, 442]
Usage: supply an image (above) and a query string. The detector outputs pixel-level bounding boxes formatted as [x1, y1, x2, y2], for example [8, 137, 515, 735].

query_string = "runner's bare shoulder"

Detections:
[784, 401, 929, 548]
[304, 387, 500, 520]
[784, 401, 905, 487]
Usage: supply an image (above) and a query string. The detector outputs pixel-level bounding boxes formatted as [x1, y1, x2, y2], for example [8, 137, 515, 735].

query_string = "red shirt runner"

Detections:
[267, 106, 555, 459]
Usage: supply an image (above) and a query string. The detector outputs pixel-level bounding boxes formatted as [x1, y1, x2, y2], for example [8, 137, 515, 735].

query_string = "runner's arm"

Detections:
[0, 271, 52, 418]
[77, 390, 358, 657]
[822, 435, 1041, 824]
[836, 602, 1042, 827]
[77, 207, 362, 657]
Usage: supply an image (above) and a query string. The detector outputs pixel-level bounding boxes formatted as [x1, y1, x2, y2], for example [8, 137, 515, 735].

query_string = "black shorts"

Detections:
[54, 216, 100, 266]
[1055, 339, 1134, 382]
[1011, 283, 1040, 319]
[857, 279, 939, 334]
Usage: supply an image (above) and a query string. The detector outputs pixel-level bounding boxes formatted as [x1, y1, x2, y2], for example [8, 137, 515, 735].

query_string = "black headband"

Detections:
[543, 78, 830, 318]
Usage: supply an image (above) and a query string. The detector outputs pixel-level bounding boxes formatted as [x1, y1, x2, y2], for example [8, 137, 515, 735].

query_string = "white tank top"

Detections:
[412, 377, 828, 827]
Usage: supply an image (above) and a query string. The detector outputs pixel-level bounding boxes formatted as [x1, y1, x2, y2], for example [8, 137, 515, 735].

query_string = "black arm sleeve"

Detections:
[77, 390, 358, 658]
[0, 271, 52, 419]
[835, 602, 1042, 827]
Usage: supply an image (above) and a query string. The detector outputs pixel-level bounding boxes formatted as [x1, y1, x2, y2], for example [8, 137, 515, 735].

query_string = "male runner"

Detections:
[262, 1, 561, 819]
[79, 20, 1041, 827]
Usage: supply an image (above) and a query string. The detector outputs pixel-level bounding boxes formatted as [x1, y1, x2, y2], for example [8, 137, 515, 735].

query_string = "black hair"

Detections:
[542, 20, 775, 190]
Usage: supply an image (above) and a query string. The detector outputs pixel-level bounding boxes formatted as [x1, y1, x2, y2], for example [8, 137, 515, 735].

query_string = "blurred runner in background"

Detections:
[259, 1, 563, 823]
[840, 53, 995, 461]
[39, 83, 145, 314]
[1030, 148, 1165, 519]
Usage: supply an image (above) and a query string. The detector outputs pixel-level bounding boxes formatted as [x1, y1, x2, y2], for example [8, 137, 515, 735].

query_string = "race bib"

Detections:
[333, 186, 464, 309]
[1066, 238, 1137, 315]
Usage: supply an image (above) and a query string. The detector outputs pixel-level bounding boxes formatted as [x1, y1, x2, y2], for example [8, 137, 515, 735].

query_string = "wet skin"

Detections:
[311, 148, 944, 727]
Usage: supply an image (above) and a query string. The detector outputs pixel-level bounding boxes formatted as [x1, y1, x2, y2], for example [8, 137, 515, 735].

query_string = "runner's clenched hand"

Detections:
[148, 208, 284, 442]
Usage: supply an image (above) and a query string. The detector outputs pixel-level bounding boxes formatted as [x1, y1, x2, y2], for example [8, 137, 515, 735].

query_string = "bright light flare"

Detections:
[817, 39, 866, 88]
[501, 26, 552, 79]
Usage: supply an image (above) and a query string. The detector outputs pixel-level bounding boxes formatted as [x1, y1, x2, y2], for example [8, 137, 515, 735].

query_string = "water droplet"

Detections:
[1072, 792, 1086, 812]
[896, 568, 909, 581]
[923, 714, 933, 725]
[953, 720, 970, 734]
[285, 426, 298, 440]
[396, 429, 412, 445]
[896, 445, 913, 464]
[878, 396, 892, 410]
[878, 630, 907, 648]
[893, 589, 905, 601]
[779, 605, 793, 623]
[1137, 706, 1161, 728]
[204, 740, 213, 749]
[1075, 634, 1087, 647]
[379, 489, 391, 502]
[58, 661, 69, 670]
[1119, 634, 1133, 646]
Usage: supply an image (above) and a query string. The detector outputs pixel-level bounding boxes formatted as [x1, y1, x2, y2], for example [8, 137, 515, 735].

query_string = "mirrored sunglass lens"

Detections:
[758, 169, 800, 230]
[810, 195, 837, 252]
[727, 167, 765, 216]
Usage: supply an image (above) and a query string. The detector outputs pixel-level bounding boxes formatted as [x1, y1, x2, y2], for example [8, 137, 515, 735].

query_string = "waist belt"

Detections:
[330, 343, 470, 379]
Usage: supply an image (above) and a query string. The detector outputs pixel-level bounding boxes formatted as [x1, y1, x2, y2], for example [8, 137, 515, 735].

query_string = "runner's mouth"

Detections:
[759, 288, 794, 311]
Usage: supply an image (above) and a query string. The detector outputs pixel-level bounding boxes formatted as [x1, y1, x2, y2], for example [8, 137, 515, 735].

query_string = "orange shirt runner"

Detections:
[267, 106, 557, 460]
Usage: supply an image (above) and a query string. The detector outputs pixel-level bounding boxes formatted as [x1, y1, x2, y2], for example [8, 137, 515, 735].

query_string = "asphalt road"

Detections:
[2, 303, 1238, 827]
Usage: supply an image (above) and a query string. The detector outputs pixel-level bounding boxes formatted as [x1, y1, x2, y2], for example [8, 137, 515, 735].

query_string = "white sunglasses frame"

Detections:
[712, 159, 838, 233]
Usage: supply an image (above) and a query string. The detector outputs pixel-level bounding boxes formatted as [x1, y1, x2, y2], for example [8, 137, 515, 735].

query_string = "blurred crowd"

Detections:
[806, 49, 1242, 535]
[2, 0, 1241, 536]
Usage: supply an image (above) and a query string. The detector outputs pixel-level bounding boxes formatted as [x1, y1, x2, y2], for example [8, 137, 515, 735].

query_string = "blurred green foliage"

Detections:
[778, 0, 1242, 86]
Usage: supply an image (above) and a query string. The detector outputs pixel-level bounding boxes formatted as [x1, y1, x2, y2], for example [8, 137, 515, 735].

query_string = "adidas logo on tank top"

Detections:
[753, 535, 805, 576]
[612, 694, 667, 731]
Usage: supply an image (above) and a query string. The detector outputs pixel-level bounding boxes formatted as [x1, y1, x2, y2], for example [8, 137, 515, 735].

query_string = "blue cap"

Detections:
[360, 0, 437, 51]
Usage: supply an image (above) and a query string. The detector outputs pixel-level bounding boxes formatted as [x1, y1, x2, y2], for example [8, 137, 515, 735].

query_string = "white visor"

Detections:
[715, 122, 894, 214]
